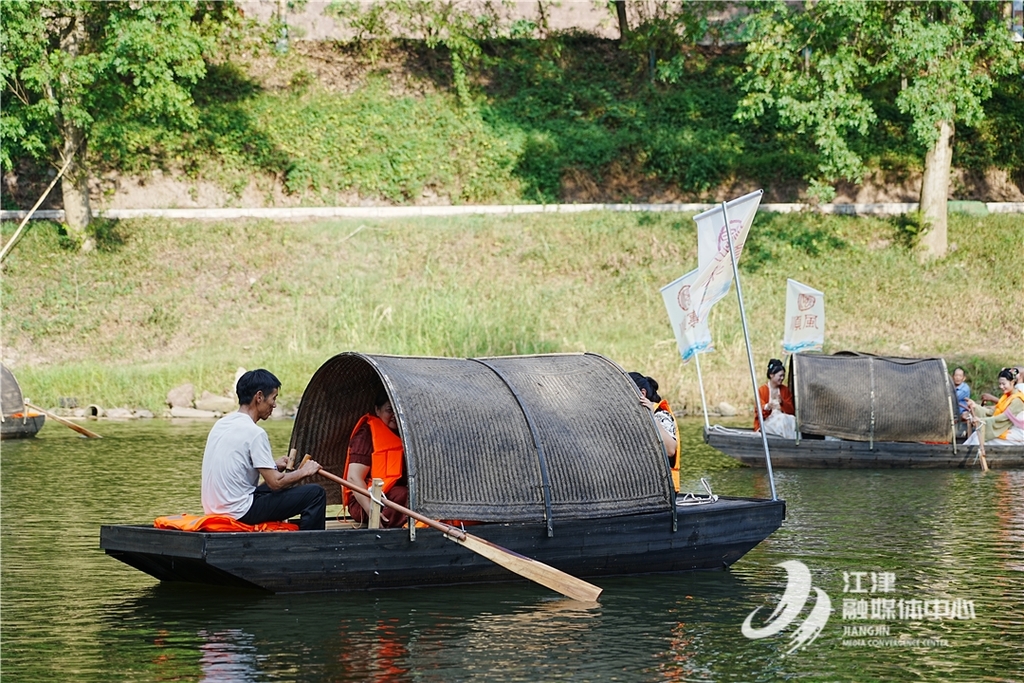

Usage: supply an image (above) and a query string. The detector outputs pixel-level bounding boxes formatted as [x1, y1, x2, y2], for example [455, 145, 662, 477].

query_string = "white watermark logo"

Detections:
[742, 562, 977, 654]
[741, 560, 832, 655]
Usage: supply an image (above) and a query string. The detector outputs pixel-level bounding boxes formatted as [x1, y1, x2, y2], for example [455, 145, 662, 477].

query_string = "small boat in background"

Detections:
[1, 362, 45, 439]
[705, 352, 1024, 469]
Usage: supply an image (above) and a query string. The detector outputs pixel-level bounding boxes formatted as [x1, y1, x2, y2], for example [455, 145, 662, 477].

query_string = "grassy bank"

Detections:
[1, 211, 1021, 415]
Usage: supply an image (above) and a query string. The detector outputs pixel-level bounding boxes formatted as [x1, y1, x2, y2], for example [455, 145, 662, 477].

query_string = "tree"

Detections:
[607, 1, 734, 82]
[327, 1, 512, 108]
[736, 0, 1022, 258]
[1, 1, 233, 249]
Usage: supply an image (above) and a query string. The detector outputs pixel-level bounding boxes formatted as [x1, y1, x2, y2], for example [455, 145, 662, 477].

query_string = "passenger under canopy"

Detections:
[289, 352, 674, 531]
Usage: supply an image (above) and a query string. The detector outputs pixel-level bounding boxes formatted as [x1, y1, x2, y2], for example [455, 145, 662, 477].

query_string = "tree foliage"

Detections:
[2, 2, 234, 167]
[735, 0, 1023, 205]
[327, 1, 519, 107]
[1, 1, 243, 237]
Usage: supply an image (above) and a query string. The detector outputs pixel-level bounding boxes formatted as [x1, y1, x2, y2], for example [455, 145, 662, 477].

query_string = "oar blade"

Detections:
[458, 533, 602, 602]
[25, 402, 102, 439]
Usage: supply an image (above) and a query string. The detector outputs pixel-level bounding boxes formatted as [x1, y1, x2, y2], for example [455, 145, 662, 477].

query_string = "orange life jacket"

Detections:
[154, 513, 298, 532]
[655, 399, 681, 484]
[342, 414, 405, 508]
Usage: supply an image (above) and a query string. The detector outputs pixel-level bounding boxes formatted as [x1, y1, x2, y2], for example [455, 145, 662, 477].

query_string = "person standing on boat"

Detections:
[755, 359, 796, 439]
[964, 368, 1024, 445]
[201, 369, 327, 530]
[628, 372, 679, 468]
[343, 391, 409, 528]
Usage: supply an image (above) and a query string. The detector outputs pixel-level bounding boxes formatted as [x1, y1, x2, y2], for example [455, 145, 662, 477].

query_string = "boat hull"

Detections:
[100, 496, 785, 593]
[706, 425, 1024, 469]
[0, 414, 45, 440]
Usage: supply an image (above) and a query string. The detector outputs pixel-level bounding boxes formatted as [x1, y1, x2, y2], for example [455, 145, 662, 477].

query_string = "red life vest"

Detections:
[342, 414, 405, 508]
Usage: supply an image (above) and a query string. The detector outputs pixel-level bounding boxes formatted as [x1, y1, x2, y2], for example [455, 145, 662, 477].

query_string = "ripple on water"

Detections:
[2, 418, 1023, 682]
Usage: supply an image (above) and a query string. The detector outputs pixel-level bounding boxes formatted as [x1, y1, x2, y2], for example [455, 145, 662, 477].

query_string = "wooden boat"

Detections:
[705, 352, 1024, 469]
[101, 352, 785, 594]
[704, 425, 1024, 469]
[1, 362, 45, 440]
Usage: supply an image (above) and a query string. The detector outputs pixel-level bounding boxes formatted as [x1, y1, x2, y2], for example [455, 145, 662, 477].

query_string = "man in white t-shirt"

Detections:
[201, 369, 326, 530]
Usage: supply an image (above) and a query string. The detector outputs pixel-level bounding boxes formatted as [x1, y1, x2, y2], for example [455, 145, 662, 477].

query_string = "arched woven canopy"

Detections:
[289, 352, 674, 526]
[1, 363, 26, 418]
[791, 351, 955, 443]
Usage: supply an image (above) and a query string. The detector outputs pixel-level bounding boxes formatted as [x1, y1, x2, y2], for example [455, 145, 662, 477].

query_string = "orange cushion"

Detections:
[154, 513, 298, 532]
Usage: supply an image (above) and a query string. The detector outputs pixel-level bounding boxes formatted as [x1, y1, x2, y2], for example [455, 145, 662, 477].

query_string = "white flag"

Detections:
[782, 279, 825, 353]
[661, 268, 714, 363]
[691, 190, 763, 319]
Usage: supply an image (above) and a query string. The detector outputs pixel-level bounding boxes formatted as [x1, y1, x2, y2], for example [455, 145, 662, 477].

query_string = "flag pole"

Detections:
[721, 200, 777, 500]
[693, 349, 710, 431]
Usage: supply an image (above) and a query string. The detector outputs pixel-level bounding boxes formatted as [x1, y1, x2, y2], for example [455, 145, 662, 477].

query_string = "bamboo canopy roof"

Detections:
[289, 352, 674, 528]
[791, 351, 956, 443]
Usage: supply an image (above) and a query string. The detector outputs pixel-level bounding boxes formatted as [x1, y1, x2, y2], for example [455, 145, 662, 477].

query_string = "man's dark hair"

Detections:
[236, 369, 281, 405]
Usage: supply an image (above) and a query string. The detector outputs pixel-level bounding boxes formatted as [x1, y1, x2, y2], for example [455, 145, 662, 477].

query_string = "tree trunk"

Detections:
[59, 133, 93, 251]
[614, 1, 629, 39]
[56, 6, 94, 250]
[918, 119, 953, 260]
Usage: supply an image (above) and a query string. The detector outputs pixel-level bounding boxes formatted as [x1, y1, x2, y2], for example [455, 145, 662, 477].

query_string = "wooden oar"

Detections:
[976, 421, 988, 472]
[315, 466, 602, 602]
[24, 402, 102, 439]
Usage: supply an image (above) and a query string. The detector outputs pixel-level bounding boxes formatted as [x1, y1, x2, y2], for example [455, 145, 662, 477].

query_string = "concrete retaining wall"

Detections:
[4, 202, 1023, 222]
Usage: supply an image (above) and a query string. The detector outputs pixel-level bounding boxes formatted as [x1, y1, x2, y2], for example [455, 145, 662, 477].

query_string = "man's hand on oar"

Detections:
[296, 454, 318, 477]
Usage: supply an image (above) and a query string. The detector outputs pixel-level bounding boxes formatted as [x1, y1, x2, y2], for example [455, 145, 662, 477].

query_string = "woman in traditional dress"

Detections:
[755, 358, 796, 439]
[964, 368, 1024, 445]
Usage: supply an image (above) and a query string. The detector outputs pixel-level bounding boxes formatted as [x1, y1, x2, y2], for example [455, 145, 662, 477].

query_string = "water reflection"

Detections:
[101, 572, 775, 683]
[2, 417, 1023, 682]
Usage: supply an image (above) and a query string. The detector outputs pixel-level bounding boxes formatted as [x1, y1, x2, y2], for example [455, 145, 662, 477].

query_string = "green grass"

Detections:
[74, 38, 1023, 208]
[2, 211, 1021, 414]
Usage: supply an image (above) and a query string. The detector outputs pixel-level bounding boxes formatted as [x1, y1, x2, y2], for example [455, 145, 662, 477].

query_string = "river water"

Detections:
[2, 417, 1022, 682]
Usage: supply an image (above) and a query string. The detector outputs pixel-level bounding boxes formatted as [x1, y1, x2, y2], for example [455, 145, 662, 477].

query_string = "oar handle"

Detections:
[317, 468, 465, 540]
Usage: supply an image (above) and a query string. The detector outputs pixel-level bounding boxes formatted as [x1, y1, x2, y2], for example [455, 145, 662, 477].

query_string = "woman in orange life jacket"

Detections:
[343, 391, 408, 528]
[629, 372, 679, 468]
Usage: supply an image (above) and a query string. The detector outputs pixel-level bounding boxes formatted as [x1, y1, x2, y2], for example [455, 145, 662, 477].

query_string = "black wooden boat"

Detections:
[101, 352, 785, 594]
[1, 362, 45, 440]
[705, 352, 1024, 469]
[705, 425, 1024, 469]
